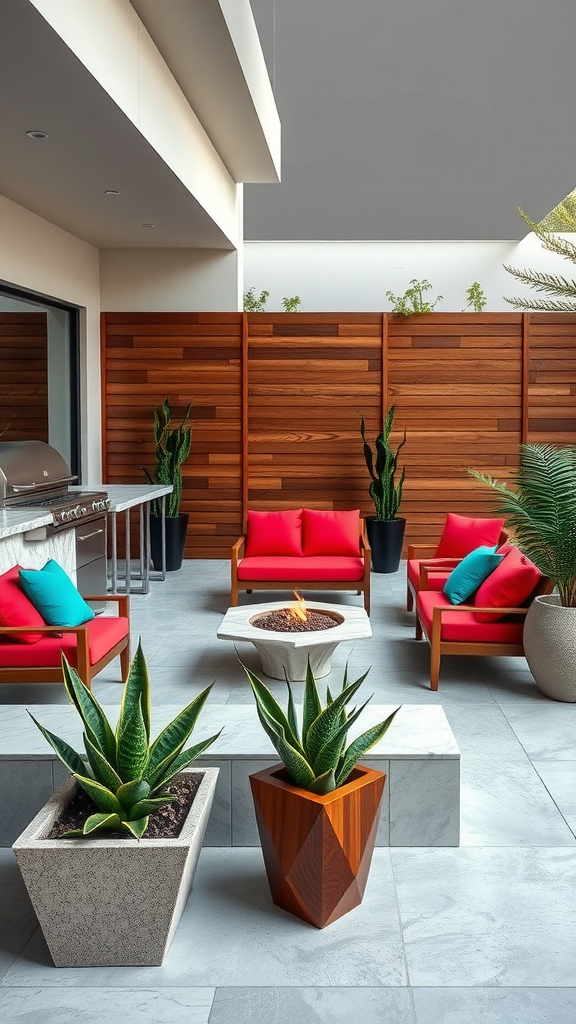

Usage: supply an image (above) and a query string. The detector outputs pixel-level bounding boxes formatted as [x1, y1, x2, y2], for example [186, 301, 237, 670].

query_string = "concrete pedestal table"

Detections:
[217, 600, 372, 681]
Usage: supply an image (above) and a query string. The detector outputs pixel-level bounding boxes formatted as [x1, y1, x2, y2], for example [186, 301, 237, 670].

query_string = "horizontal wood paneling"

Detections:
[0, 313, 48, 443]
[101, 313, 243, 558]
[101, 311, 576, 560]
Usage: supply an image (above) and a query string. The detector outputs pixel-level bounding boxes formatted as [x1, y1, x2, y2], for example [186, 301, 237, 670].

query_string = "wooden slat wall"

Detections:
[388, 312, 524, 550]
[102, 313, 243, 557]
[0, 313, 48, 442]
[247, 314, 383, 518]
[528, 313, 576, 443]
[101, 311, 576, 558]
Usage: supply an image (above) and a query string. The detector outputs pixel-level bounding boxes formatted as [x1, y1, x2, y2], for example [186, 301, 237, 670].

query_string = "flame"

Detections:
[288, 589, 308, 622]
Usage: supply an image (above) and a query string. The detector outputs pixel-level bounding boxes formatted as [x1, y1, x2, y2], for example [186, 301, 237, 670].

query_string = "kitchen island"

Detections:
[0, 509, 76, 578]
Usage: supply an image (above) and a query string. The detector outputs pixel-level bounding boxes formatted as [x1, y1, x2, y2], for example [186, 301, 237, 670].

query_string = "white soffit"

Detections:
[130, 0, 281, 184]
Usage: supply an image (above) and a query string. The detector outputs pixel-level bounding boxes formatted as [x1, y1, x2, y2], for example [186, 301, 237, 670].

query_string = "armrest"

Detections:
[0, 623, 89, 636]
[231, 535, 246, 569]
[418, 559, 462, 588]
[432, 603, 530, 620]
[83, 594, 129, 617]
[408, 544, 437, 559]
[360, 520, 371, 558]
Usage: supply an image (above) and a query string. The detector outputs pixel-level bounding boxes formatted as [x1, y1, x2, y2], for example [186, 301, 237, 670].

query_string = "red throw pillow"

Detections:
[244, 509, 303, 557]
[435, 513, 506, 558]
[302, 509, 361, 556]
[473, 546, 542, 622]
[0, 565, 45, 643]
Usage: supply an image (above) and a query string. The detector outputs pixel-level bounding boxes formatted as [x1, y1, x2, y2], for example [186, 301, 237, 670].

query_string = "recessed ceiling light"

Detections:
[142, 223, 155, 228]
[26, 130, 48, 140]
[104, 189, 120, 196]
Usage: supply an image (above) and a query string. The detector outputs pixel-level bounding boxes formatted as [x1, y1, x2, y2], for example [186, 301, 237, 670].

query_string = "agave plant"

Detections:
[28, 644, 221, 838]
[143, 397, 193, 517]
[360, 404, 407, 521]
[468, 443, 576, 607]
[244, 660, 400, 795]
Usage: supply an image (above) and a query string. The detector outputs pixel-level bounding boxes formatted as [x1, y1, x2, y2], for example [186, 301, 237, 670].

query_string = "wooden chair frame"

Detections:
[231, 521, 371, 614]
[406, 532, 509, 611]
[0, 594, 130, 690]
[415, 576, 553, 690]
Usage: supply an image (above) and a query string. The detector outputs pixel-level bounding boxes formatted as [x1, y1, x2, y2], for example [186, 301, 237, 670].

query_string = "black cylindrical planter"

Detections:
[365, 517, 406, 573]
[150, 514, 189, 572]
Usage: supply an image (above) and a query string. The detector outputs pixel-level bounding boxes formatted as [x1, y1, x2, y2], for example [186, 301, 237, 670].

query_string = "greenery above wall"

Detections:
[281, 295, 301, 312]
[244, 287, 270, 312]
[463, 282, 487, 312]
[386, 279, 443, 315]
[504, 208, 576, 312]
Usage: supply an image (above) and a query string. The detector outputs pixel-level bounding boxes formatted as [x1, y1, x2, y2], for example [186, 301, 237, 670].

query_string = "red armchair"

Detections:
[414, 552, 552, 690]
[0, 593, 130, 690]
[407, 513, 507, 611]
[231, 508, 371, 613]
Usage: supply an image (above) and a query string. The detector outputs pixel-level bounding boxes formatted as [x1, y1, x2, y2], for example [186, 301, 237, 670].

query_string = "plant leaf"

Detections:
[308, 769, 336, 795]
[145, 684, 213, 779]
[73, 773, 124, 816]
[83, 732, 123, 793]
[336, 707, 401, 786]
[26, 711, 87, 777]
[302, 659, 322, 741]
[150, 730, 222, 791]
[81, 812, 123, 836]
[116, 778, 150, 811]
[243, 665, 303, 754]
[60, 655, 116, 765]
[116, 641, 151, 747]
[305, 672, 370, 765]
[116, 697, 149, 782]
[129, 796, 175, 819]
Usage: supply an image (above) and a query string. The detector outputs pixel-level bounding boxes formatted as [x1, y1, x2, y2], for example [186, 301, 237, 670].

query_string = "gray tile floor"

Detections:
[1, 560, 576, 1024]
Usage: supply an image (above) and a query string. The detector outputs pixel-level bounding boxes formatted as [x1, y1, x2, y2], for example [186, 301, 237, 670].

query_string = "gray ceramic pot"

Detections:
[12, 767, 219, 967]
[523, 594, 576, 703]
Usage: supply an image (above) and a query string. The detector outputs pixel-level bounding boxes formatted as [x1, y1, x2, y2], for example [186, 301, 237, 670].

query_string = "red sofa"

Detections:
[231, 508, 371, 613]
[414, 546, 552, 690]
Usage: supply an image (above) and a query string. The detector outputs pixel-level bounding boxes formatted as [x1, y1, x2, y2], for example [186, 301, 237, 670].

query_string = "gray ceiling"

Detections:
[245, 0, 576, 241]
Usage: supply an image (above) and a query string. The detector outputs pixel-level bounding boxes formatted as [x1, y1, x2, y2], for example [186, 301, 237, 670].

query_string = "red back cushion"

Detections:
[0, 565, 45, 643]
[244, 509, 303, 557]
[302, 509, 361, 556]
[473, 546, 542, 622]
[435, 513, 506, 558]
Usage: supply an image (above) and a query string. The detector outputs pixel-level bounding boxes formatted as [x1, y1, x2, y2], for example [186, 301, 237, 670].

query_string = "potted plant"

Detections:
[143, 397, 193, 571]
[360, 404, 407, 572]
[12, 644, 222, 966]
[469, 442, 576, 702]
[245, 660, 400, 928]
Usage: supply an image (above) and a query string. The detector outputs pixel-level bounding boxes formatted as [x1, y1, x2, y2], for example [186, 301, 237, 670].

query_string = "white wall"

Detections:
[100, 248, 242, 311]
[243, 238, 573, 312]
[0, 196, 101, 483]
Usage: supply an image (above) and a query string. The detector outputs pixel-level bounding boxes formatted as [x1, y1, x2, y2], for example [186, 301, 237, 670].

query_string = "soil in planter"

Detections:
[46, 773, 201, 840]
[253, 609, 339, 632]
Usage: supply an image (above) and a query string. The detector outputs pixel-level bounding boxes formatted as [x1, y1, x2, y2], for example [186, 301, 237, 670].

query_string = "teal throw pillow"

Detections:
[19, 559, 95, 627]
[443, 546, 504, 605]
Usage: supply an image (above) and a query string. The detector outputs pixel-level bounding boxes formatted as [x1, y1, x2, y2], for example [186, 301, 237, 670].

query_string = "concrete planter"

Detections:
[523, 594, 576, 703]
[12, 766, 219, 967]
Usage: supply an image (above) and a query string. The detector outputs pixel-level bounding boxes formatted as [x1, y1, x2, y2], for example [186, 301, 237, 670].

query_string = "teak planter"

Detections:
[13, 767, 219, 967]
[250, 763, 385, 928]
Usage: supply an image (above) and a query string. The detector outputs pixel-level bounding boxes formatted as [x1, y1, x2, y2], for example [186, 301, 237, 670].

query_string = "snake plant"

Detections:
[244, 660, 400, 795]
[360, 404, 407, 520]
[143, 397, 193, 517]
[28, 644, 221, 838]
[469, 442, 576, 607]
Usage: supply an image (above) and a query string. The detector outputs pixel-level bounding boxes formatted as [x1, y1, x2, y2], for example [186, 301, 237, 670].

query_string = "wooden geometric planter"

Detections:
[249, 763, 385, 928]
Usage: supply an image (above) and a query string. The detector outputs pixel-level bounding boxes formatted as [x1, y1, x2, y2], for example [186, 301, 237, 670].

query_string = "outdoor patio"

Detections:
[1, 560, 576, 1024]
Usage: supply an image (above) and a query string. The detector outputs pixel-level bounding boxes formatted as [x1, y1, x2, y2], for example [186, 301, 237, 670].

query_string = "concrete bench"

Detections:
[0, 704, 460, 848]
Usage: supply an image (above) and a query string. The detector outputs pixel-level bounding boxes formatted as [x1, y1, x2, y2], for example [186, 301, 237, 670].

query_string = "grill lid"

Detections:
[0, 440, 77, 505]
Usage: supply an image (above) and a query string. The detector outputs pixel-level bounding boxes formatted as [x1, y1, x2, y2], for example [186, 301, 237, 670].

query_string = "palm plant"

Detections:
[28, 644, 221, 837]
[360, 404, 407, 520]
[143, 397, 193, 517]
[244, 660, 400, 795]
[503, 208, 576, 312]
[468, 443, 576, 607]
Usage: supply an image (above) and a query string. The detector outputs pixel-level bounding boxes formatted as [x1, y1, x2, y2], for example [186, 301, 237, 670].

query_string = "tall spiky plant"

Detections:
[244, 660, 400, 795]
[468, 443, 576, 607]
[360, 405, 407, 521]
[143, 398, 193, 517]
[503, 208, 576, 312]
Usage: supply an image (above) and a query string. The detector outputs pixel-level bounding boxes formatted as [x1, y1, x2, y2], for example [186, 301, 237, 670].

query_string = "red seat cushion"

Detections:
[0, 565, 45, 643]
[407, 558, 453, 591]
[417, 590, 524, 644]
[244, 509, 303, 557]
[237, 556, 365, 582]
[0, 616, 129, 667]
[302, 509, 361, 556]
[473, 546, 542, 622]
[434, 513, 506, 558]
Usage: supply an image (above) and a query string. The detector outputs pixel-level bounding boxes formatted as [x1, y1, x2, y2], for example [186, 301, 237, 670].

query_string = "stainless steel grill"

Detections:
[0, 440, 109, 527]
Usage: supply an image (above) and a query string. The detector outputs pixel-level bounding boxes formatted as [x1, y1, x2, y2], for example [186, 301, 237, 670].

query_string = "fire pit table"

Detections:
[217, 598, 372, 681]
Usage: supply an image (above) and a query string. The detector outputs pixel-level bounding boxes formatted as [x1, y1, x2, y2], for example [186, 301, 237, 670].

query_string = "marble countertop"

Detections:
[0, 704, 460, 760]
[0, 508, 53, 540]
[70, 484, 173, 513]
